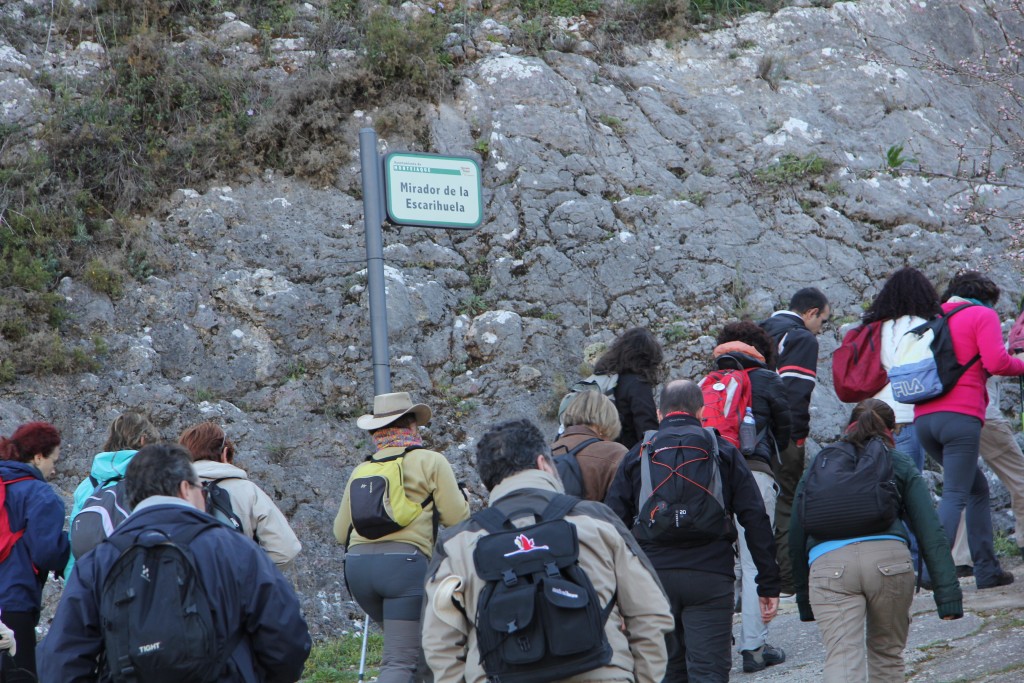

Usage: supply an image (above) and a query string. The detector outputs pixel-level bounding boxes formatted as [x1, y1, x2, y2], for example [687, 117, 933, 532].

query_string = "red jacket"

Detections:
[915, 301, 1024, 422]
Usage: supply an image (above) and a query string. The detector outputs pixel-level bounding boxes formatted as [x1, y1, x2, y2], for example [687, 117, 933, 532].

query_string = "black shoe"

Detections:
[955, 565, 974, 578]
[977, 570, 1015, 590]
[741, 644, 785, 673]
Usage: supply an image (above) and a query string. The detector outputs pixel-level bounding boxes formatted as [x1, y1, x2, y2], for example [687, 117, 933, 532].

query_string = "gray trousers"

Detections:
[345, 542, 429, 683]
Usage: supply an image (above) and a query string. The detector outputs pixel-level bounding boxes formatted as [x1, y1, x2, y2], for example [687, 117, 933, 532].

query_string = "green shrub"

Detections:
[83, 259, 124, 299]
[754, 154, 832, 185]
[362, 11, 454, 96]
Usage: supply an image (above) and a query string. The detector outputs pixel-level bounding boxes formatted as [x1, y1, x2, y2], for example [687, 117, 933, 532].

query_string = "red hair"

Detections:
[0, 421, 61, 462]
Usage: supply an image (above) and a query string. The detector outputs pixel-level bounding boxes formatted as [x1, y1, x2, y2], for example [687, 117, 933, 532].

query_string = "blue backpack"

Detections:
[888, 303, 980, 404]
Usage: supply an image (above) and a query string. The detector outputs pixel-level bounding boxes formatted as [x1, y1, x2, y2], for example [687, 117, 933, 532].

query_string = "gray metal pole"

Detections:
[360, 127, 392, 395]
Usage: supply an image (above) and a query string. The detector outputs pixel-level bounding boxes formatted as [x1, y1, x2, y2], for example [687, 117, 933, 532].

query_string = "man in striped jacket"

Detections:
[760, 287, 830, 595]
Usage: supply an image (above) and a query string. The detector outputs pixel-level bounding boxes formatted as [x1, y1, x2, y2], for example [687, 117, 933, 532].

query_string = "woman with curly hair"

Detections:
[0, 421, 70, 675]
[593, 326, 664, 448]
[861, 266, 943, 472]
[914, 271, 1024, 589]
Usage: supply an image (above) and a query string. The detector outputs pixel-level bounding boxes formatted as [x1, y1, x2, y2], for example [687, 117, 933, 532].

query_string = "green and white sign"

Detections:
[384, 153, 483, 229]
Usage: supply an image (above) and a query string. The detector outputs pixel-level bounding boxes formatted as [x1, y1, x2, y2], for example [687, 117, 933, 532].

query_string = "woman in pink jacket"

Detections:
[915, 272, 1024, 589]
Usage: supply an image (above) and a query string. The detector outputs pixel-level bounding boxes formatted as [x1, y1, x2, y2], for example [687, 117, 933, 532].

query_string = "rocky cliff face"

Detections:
[2, 0, 1023, 636]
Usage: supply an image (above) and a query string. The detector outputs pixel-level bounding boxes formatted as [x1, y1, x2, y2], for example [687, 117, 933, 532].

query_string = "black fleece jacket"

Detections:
[612, 372, 659, 449]
[760, 312, 820, 440]
[604, 413, 781, 596]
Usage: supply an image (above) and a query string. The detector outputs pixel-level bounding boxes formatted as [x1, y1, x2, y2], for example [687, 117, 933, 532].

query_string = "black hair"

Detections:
[659, 380, 704, 416]
[716, 321, 777, 368]
[593, 327, 664, 386]
[844, 399, 896, 449]
[862, 267, 941, 324]
[475, 419, 551, 491]
[124, 443, 199, 509]
[941, 271, 1000, 305]
[789, 287, 829, 315]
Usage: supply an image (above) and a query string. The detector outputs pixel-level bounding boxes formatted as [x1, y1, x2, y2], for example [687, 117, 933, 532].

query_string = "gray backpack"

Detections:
[70, 477, 130, 559]
[556, 374, 618, 436]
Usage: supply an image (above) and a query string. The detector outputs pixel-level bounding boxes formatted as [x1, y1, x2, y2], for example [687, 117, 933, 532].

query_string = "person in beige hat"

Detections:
[334, 392, 470, 683]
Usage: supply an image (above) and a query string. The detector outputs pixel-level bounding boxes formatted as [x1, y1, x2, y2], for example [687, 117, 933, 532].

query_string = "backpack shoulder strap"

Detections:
[538, 494, 579, 522]
[565, 437, 603, 458]
[472, 506, 513, 534]
[637, 430, 658, 504]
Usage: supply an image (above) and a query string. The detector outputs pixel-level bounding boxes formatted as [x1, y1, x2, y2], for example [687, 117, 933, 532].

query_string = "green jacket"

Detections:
[790, 443, 963, 621]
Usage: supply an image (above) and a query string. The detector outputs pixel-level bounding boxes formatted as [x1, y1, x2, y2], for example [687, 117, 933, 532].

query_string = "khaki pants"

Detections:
[953, 418, 1024, 563]
[810, 540, 915, 683]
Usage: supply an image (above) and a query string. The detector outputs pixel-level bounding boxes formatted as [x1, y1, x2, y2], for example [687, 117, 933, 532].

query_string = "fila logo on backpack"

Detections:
[698, 369, 758, 454]
[888, 303, 980, 404]
[797, 438, 901, 540]
[471, 495, 614, 683]
[633, 426, 735, 547]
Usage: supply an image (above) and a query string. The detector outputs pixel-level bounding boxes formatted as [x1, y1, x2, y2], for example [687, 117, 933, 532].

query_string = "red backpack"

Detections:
[698, 369, 754, 450]
[832, 321, 887, 403]
[0, 476, 32, 563]
[1008, 309, 1024, 354]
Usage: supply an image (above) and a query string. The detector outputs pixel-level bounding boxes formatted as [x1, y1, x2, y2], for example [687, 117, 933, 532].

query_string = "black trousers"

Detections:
[3, 610, 39, 676]
[657, 568, 734, 683]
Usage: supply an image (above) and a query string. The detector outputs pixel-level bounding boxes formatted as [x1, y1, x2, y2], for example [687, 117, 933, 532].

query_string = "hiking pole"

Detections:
[358, 613, 370, 682]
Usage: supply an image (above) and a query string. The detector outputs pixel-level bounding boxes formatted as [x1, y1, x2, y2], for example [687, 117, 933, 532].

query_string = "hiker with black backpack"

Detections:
[550, 390, 627, 501]
[589, 327, 664, 449]
[605, 380, 780, 682]
[908, 272, 1024, 590]
[334, 392, 470, 683]
[39, 443, 311, 682]
[67, 412, 160, 572]
[423, 418, 673, 683]
[790, 399, 963, 683]
[708, 323, 792, 673]
[0, 421, 69, 679]
[179, 422, 301, 569]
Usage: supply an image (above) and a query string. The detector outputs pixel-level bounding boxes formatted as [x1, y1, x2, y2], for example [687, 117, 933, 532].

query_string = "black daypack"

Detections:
[798, 438, 901, 540]
[0, 651, 36, 683]
[70, 477, 130, 560]
[551, 438, 602, 498]
[202, 478, 245, 535]
[633, 426, 735, 547]
[100, 523, 227, 683]
[471, 495, 615, 683]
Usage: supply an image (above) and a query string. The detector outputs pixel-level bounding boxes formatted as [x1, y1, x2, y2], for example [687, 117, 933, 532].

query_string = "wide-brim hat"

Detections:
[356, 392, 432, 430]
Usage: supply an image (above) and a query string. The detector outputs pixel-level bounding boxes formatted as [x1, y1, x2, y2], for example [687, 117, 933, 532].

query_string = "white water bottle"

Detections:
[739, 407, 757, 455]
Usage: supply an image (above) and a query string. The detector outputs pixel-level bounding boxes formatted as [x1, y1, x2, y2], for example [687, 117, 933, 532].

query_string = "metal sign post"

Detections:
[359, 132, 484, 396]
[359, 128, 392, 395]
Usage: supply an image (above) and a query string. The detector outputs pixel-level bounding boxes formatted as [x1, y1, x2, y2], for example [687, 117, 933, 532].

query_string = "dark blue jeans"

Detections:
[916, 412, 1003, 586]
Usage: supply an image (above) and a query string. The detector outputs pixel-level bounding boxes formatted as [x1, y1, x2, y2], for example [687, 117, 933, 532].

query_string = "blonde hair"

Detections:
[563, 390, 621, 442]
[103, 412, 160, 452]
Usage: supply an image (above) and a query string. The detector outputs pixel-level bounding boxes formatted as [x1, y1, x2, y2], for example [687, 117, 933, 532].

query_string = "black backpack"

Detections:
[633, 426, 735, 547]
[100, 523, 229, 683]
[0, 652, 36, 683]
[202, 478, 246, 535]
[797, 438, 901, 540]
[551, 438, 602, 498]
[471, 495, 615, 683]
[70, 477, 130, 560]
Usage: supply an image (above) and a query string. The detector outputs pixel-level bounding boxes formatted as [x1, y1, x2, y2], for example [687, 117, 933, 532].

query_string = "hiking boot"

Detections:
[977, 570, 1015, 590]
[742, 644, 786, 673]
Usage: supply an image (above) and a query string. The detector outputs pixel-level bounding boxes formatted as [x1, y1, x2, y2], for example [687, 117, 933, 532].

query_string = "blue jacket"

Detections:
[39, 502, 311, 682]
[0, 460, 70, 612]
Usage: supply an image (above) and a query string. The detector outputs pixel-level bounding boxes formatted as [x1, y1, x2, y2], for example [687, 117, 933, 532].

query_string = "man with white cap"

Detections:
[334, 392, 469, 683]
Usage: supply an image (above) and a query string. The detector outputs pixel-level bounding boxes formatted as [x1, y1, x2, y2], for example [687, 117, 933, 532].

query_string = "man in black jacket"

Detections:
[605, 380, 780, 682]
[759, 287, 830, 595]
[38, 444, 311, 682]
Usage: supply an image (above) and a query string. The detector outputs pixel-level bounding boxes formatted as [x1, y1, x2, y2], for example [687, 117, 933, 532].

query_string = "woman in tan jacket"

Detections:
[178, 422, 301, 569]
